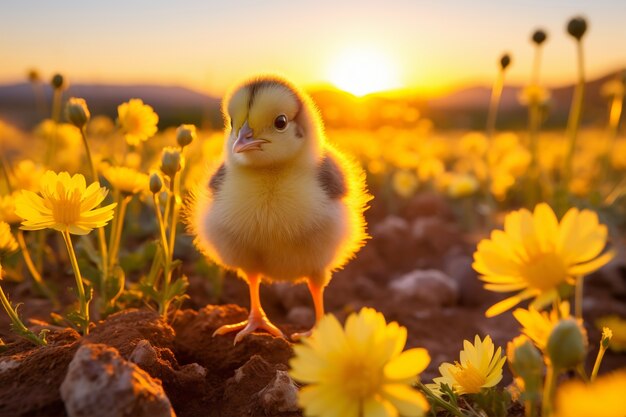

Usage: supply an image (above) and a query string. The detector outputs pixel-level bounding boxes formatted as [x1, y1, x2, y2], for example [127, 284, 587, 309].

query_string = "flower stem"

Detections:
[418, 383, 469, 417]
[541, 364, 557, 417]
[158, 172, 179, 318]
[107, 193, 129, 271]
[591, 344, 607, 381]
[61, 230, 90, 335]
[0, 263, 47, 346]
[153, 194, 169, 256]
[574, 275, 584, 321]
[79, 128, 110, 305]
[563, 40, 586, 187]
[16, 231, 58, 307]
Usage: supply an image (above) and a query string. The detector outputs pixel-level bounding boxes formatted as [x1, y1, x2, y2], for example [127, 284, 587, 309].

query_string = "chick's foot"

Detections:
[290, 328, 314, 341]
[213, 313, 285, 344]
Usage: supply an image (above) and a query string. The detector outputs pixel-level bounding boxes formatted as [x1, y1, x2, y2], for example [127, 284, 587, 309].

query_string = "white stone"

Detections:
[61, 344, 175, 417]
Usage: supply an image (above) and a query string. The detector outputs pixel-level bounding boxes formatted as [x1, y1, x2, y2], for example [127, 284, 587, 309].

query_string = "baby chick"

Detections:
[188, 75, 370, 343]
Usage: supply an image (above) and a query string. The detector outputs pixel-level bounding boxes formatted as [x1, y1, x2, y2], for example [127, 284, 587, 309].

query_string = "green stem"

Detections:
[563, 40, 586, 186]
[524, 399, 535, 417]
[16, 231, 58, 307]
[0, 286, 47, 346]
[484, 68, 506, 225]
[79, 128, 109, 302]
[0, 152, 12, 193]
[153, 192, 172, 317]
[526, 45, 544, 208]
[153, 194, 170, 256]
[108, 193, 129, 270]
[486, 69, 505, 140]
[542, 364, 557, 417]
[79, 128, 98, 186]
[0, 263, 47, 346]
[61, 230, 89, 335]
[158, 173, 179, 318]
[418, 383, 468, 417]
[591, 345, 607, 381]
[574, 275, 584, 321]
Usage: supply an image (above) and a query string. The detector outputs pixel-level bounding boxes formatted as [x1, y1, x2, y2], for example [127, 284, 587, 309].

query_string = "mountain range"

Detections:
[0, 69, 622, 131]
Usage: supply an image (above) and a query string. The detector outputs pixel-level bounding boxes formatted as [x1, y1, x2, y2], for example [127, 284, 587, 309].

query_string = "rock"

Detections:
[401, 192, 455, 221]
[0, 359, 19, 374]
[222, 355, 289, 417]
[61, 344, 175, 417]
[411, 216, 462, 257]
[273, 282, 311, 312]
[444, 254, 499, 306]
[372, 216, 416, 271]
[256, 370, 300, 414]
[389, 269, 459, 308]
[129, 339, 159, 367]
[287, 306, 315, 328]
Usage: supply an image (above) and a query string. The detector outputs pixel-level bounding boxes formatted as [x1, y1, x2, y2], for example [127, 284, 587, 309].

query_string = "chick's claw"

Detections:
[290, 328, 314, 342]
[213, 314, 285, 345]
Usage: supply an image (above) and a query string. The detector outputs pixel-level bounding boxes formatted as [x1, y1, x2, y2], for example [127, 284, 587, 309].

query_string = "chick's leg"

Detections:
[291, 279, 325, 341]
[213, 273, 284, 344]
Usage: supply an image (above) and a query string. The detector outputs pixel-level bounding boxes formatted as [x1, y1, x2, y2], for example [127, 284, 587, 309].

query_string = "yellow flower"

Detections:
[417, 158, 444, 182]
[14, 171, 116, 235]
[392, 170, 418, 198]
[12, 159, 45, 193]
[102, 165, 149, 195]
[473, 203, 614, 317]
[518, 86, 551, 106]
[0, 221, 18, 257]
[428, 335, 506, 395]
[447, 174, 478, 198]
[117, 99, 159, 146]
[596, 316, 626, 352]
[459, 132, 488, 157]
[554, 370, 626, 417]
[289, 307, 430, 417]
[513, 301, 571, 350]
[0, 193, 21, 224]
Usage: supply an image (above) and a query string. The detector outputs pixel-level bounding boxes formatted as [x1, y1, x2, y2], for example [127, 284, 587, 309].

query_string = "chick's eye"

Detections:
[273, 114, 288, 131]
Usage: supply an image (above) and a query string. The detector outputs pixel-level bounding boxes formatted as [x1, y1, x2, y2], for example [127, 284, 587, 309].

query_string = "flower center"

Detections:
[520, 251, 568, 291]
[452, 363, 486, 394]
[51, 191, 81, 227]
[342, 359, 383, 400]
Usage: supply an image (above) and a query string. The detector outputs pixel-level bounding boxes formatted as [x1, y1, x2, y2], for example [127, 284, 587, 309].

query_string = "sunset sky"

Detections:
[1, 0, 625, 97]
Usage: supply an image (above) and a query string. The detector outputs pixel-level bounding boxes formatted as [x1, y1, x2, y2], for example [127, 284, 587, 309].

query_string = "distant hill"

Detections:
[0, 69, 623, 131]
[425, 70, 624, 129]
[0, 83, 221, 129]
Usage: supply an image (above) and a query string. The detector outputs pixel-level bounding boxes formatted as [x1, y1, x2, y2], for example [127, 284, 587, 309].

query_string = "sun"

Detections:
[327, 47, 401, 97]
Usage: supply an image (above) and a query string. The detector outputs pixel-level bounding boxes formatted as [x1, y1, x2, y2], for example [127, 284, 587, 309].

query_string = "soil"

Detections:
[1, 192, 625, 417]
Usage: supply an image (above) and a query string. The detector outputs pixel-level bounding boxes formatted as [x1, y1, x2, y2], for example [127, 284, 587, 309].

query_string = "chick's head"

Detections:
[224, 76, 322, 167]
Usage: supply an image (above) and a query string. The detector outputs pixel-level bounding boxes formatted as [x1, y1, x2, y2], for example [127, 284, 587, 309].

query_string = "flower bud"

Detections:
[547, 319, 588, 370]
[532, 29, 547, 45]
[507, 335, 544, 394]
[567, 16, 588, 40]
[176, 124, 196, 148]
[149, 172, 163, 194]
[65, 98, 91, 129]
[27, 69, 40, 83]
[601, 327, 613, 350]
[51, 73, 66, 90]
[500, 54, 511, 70]
[160, 147, 181, 178]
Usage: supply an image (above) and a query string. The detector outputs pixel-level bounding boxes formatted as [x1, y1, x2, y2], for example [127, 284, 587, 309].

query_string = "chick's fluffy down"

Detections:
[186, 143, 370, 285]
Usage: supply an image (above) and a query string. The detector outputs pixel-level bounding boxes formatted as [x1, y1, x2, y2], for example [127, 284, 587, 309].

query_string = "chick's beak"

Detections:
[233, 121, 269, 153]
